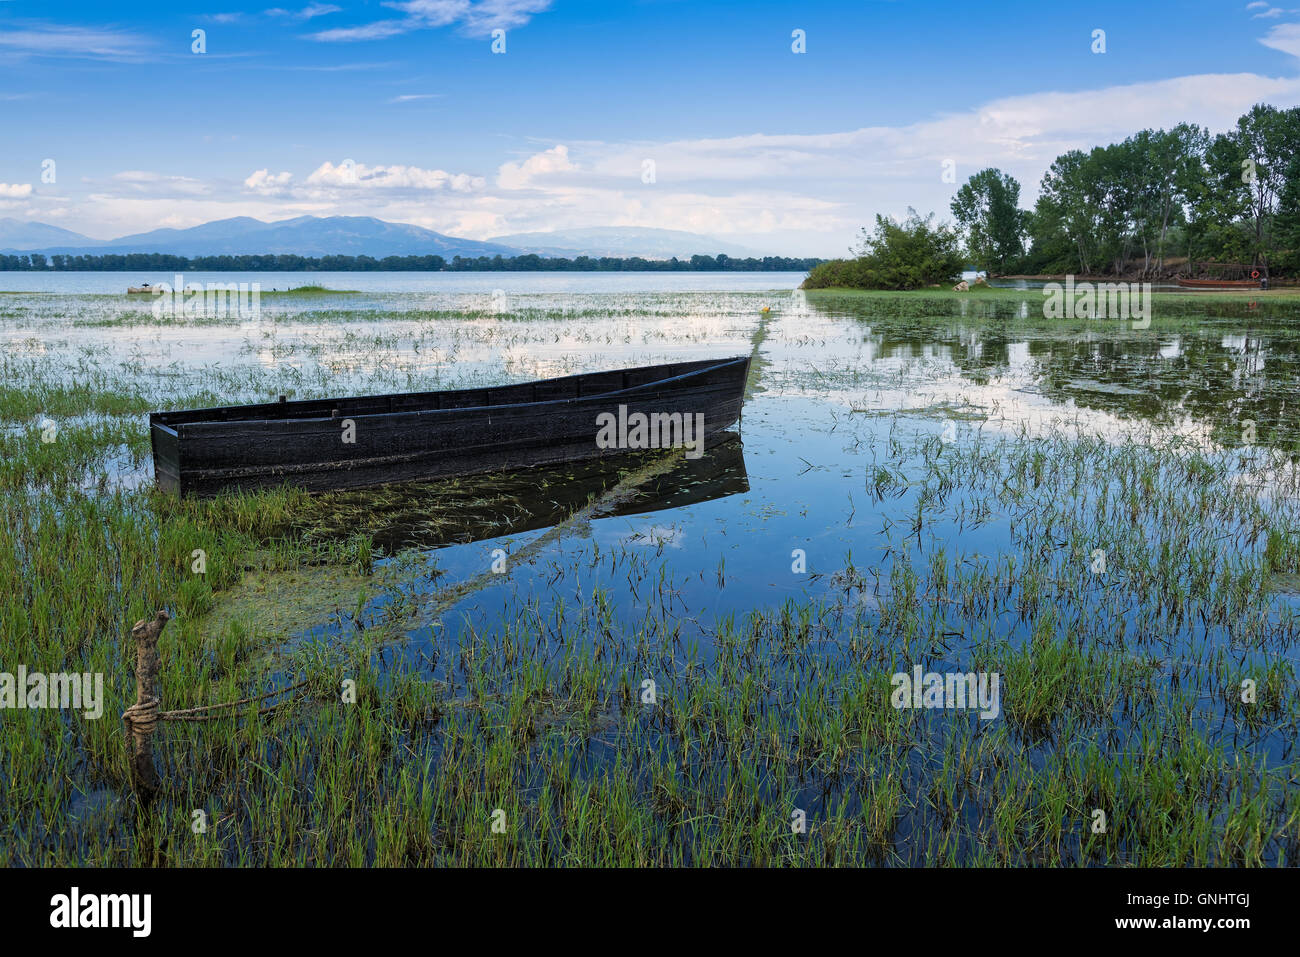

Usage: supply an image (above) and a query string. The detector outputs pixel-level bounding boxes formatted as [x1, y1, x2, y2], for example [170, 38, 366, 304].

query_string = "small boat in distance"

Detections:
[1176, 278, 1263, 289]
[149, 356, 751, 496]
[127, 284, 164, 294]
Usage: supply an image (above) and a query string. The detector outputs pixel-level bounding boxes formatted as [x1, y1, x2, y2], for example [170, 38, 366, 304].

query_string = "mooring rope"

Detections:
[121, 695, 161, 736]
[122, 679, 308, 738]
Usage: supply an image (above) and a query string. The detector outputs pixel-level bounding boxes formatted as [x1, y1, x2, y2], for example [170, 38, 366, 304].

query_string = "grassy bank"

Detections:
[806, 285, 1300, 304]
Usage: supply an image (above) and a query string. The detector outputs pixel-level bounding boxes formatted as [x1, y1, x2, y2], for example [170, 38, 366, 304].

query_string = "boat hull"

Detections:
[150, 356, 751, 496]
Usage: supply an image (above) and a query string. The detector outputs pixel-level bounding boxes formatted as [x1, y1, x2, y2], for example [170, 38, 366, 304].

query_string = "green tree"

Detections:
[1233, 104, 1300, 269]
[1135, 124, 1205, 276]
[950, 168, 1025, 275]
[1038, 149, 1106, 274]
[1185, 132, 1252, 269]
[1275, 152, 1300, 273]
[803, 209, 964, 290]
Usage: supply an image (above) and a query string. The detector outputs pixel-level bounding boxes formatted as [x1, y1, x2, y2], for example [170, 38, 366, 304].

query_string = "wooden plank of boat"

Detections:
[1176, 278, 1262, 288]
[149, 355, 751, 496]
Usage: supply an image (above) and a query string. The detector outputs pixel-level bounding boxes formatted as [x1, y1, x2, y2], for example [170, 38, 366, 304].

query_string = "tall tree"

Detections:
[950, 168, 1025, 275]
[1231, 104, 1300, 269]
[1038, 150, 1107, 274]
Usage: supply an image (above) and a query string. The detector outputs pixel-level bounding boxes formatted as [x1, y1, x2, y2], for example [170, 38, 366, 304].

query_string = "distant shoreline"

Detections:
[0, 252, 824, 273]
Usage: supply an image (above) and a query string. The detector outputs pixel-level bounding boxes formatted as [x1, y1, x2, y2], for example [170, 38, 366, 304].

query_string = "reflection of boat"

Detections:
[1176, 278, 1262, 289]
[127, 284, 163, 294]
[359, 434, 750, 553]
[150, 356, 751, 496]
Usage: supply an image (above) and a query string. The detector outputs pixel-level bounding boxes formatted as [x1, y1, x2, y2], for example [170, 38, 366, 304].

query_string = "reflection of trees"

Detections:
[805, 294, 1300, 452]
[957, 334, 1298, 451]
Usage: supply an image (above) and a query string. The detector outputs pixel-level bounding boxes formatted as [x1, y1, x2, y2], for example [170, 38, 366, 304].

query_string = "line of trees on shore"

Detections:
[807, 103, 1300, 289]
[0, 251, 823, 272]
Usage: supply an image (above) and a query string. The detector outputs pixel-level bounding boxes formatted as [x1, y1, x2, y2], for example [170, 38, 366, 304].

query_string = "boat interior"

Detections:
[151, 355, 748, 427]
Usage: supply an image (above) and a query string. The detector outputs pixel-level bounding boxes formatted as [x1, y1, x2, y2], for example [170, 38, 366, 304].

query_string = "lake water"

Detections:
[6, 280, 1299, 864]
[0, 270, 809, 295]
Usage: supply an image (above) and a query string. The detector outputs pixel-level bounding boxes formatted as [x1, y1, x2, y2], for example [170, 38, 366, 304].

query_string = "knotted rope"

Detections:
[122, 694, 160, 737]
[151, 679, 309, 723]
[122, 609, 309, 803]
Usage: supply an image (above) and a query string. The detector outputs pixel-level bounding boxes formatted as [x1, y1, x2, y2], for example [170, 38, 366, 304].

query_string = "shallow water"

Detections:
[0, 270, 811, 295]
[8, 282, 1300, 863]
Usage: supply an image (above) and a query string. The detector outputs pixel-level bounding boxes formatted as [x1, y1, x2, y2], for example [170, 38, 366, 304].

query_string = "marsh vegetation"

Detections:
[2, 282, 1298, 865]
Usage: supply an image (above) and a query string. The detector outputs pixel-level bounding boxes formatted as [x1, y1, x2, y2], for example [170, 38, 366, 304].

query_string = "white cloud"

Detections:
[389, 93, 443, 102]
[554, 70, 1300, 198]
[112, 171, 211, 196]
[244, 169, 295, 193]
[304, 159, 484, 192]
[383, 0, 472, 26]
[452, 0, 553, 33]
[0, 183, 33, 198]
[266, 4, 342, 19]
[309, 20, 413, 41]
[308, 0, 551, 41]
[1260, 22, 1300, 56]
[0, 23, 149, 60]
[497, 145, 577, 189]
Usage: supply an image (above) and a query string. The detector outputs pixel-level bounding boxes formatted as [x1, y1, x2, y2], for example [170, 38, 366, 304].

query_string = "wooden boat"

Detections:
[127, 284, 164, 294]
[150, 356, 751, 496]
[1176, 278, 1262, 289]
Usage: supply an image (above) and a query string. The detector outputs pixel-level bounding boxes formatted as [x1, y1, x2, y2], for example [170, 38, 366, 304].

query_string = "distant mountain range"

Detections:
[0, 215, 516, 259]
[0, 219, 106, 250]
[0, 216, 768, 260]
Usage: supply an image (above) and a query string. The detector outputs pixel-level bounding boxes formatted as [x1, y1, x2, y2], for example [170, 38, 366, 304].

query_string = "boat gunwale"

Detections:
[155, 356, 750, 432]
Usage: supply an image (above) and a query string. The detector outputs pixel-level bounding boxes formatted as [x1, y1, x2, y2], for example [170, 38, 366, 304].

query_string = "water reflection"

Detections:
[310, 434, 749, 554]
[804, 292, 1300, 453]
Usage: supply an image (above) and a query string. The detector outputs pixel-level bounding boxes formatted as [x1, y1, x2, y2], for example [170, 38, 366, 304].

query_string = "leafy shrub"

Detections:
[803, 209, 965, 290]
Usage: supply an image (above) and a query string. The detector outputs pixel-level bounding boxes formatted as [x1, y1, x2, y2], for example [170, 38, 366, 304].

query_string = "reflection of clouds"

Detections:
[1006, 341, 1031, 369]
[853, 380, 1209, 444]
[763, 303, 1228, 450]
[1158, 337, 1183, 360]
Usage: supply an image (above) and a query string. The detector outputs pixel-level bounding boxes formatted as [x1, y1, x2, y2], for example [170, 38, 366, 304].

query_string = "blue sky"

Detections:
[2, 0, 1300, 255]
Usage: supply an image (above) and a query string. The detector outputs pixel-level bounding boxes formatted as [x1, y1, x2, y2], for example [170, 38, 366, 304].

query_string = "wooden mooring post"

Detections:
[122, 609, 169, 806]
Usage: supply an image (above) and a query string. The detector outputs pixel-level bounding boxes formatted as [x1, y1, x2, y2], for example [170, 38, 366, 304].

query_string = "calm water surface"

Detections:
[9, 282, 1299, 856]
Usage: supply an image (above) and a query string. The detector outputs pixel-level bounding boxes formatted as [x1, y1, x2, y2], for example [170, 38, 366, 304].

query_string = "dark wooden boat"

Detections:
[150, 356, 751, 496]
[1176, 278, 1262, 289]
